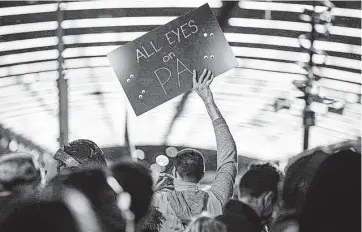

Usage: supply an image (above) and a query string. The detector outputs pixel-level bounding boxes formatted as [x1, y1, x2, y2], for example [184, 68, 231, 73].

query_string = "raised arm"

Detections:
[193, 69, 238, 207]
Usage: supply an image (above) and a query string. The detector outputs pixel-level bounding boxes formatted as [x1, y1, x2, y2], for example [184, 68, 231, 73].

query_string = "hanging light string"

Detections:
[297, 0, 335, 98]
[295, 1, 335, 150]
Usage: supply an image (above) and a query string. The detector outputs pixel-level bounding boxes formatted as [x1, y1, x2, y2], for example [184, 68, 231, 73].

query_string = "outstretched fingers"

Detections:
[192, 70, 197, 88]
[202, 70, 212, 85]
[206, 74, 215, 86]
[198, 69, 207, 85]
[193, 69, 214, 89]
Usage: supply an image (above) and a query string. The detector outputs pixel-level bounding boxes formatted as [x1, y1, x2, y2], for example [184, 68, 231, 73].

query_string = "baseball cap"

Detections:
[54, 139, 107, 168]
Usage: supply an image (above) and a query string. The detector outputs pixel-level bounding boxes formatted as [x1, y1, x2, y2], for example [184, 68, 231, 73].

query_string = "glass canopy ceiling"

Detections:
[0, 0, 360, 162]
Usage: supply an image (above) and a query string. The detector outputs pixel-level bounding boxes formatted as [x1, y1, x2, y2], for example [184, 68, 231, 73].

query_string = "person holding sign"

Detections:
[107, 4, 238, 116]
[152, 69, 238, 232]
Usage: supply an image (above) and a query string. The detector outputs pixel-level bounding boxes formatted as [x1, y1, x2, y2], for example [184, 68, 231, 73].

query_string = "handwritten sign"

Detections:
[107, 3, 237, 116]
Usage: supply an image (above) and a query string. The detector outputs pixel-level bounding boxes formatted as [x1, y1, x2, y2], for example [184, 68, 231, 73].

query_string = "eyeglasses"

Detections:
[106, 173, 135, 232]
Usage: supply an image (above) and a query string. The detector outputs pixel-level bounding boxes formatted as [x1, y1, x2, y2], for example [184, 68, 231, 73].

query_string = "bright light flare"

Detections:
[228, 18, 312, 32]
[156, 155, 169, 166]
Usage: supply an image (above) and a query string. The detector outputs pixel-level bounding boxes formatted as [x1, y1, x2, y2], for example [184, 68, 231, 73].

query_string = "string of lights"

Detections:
[293, 0, 341, 150]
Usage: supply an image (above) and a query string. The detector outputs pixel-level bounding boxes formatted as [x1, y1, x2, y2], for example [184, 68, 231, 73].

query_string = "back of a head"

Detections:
[58, 139, 107, 168]
[0, 189, 102, 232]
[47, 168, 111, 204]
[0, 200, 78, 232]
[46, 168, 125, 232]
[282, 139, 360, 213]
[174, 148, 205, 183]
[109, 161, 154, 222]
[239, 163, 281, 200]
[299, 149, 361, 232]
[282, 153, 322, 212]
[0, 152, 42, 192]
[185, 215, 226, 232]
[271, 152, 320, 232]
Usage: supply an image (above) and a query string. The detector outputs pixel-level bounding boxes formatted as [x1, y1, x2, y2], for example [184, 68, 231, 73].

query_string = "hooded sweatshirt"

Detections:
[153, 118, 237, 232]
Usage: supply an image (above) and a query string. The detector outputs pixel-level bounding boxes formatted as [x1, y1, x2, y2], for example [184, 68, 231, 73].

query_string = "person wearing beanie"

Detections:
[298, 149, 361, 232]
[45, 139, 107, 181]
[0, 188, 103, 232]
[271, 139, 361, 232]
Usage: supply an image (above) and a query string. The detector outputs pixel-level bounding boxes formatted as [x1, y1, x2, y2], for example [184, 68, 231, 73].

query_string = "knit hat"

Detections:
[282, 139, 360, 212]
[0, 152, 42, 191]
[54, 139, 107, 169]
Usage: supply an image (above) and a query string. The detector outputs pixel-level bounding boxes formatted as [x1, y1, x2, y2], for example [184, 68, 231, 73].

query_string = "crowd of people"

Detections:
[0, 69, 360, 232]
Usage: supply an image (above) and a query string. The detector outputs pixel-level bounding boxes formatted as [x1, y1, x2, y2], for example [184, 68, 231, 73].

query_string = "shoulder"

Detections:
[152, 191, 184, 232]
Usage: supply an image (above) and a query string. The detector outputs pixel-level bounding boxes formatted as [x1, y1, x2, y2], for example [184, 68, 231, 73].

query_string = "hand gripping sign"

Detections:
[107, 3, 237, 116]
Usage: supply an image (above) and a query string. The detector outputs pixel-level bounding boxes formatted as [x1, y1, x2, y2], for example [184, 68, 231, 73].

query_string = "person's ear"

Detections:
[263, 191, 275, 215]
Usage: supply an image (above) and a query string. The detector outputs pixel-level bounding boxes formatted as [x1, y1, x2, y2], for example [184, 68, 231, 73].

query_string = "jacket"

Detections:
[153, 117, 237, 232]
[216, 200, 263, 232]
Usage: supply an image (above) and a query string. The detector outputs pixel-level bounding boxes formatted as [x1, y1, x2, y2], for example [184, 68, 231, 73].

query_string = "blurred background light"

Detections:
[156, 155, 170, 167]
[165, 147, 178, 157]
[0, 21, 58, 35]
[132, 149, 145, 160]
[0, 138, 9, 149]
[8, 139, 19, 152]
[61, 17, 176, 29]
[150, 163, 165, 173]
[228, 18, 312, 31]
[0, 3, 58, 16]
[63, 1, 223, 10]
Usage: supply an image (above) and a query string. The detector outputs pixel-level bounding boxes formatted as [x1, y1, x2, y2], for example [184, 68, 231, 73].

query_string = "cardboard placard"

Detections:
[108, 3, 237, 116]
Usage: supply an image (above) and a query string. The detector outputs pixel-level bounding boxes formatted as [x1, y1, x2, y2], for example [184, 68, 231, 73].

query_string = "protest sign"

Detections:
[108, 3, 237, 116]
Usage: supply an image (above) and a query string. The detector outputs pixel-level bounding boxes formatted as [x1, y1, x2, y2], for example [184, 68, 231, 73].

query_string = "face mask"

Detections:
[260, 193, 274, 225]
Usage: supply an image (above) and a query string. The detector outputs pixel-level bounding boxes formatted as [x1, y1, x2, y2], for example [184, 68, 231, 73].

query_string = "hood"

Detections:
[167, 190, 209, 224]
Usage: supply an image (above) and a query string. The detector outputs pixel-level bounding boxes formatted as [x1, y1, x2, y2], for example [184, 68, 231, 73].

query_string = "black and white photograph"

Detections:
[0, 1, 361, 232]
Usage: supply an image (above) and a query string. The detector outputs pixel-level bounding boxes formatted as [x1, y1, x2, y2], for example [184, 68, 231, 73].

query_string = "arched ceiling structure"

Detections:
[0, 1, 360, 162]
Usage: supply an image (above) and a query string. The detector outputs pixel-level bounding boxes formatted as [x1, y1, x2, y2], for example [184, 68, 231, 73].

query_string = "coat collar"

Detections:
[174, 179, 199, 191]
